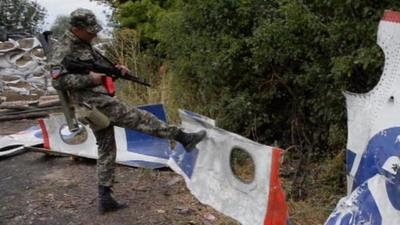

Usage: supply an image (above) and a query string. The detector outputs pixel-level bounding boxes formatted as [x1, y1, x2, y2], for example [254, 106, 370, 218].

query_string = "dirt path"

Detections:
[0, 120, 239, 225]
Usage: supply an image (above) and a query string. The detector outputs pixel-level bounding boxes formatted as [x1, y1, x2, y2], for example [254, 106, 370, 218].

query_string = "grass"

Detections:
[106, 29, 180, 123]
[116, 68, 180, 124]
[283, 151, 346, 224]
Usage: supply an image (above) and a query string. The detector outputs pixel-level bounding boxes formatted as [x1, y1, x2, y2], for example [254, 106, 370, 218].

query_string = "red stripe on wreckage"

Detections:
[382, 10, 400, 23]
[264, 148, 289, 225]
[38, 119, 50, 149]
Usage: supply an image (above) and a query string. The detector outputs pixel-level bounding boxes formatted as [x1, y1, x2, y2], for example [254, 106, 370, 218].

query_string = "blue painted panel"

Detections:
[125, 104, 172, 160]
[352, 127, 400, 191]
[325, 182, 382, 225]
[123, 160, 166, 169]
[170, 143, 199, 178]
[386, 178, 400, 210]
[34, 130, 43, 139]
[328, 127, 400, 225]
[125, 135, 171, 159]
[346, 149, 356, 175]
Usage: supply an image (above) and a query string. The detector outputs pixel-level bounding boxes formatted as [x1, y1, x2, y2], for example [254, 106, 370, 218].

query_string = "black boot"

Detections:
[174, 130, 207, 152]
[98, 185, 127, 214]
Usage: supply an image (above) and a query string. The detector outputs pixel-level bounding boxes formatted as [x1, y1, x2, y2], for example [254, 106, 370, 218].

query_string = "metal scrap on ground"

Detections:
[0, 36, 59, 120]
[0, 37, 52, 94]
[0, 105, 290, 225]
[325, 10, 400, 225]
[0, 95, 61, 121]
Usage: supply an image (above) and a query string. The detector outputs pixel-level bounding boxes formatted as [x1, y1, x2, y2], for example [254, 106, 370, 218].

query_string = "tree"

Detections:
[50, 15, 71, 38]
[107, 1, 400, 198]
[115, 0, 178, 47]
[156, 0, 398, 151]
[0, 0, 46, 35]
[109, 1, 400, 152]
[157, 0, 400, 197]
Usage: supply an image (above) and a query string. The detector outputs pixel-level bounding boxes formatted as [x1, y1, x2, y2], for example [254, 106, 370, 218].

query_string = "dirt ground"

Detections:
[0, 119, 239, 225]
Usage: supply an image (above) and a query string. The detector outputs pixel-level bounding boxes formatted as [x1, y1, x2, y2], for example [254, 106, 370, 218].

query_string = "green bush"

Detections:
[0, 0, 46, 35]
[157, 0, 399, 158]
[109, 0, 400, 159]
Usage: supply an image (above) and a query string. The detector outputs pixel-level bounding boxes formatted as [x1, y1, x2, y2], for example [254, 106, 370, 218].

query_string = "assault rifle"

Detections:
[62, 56, 151, 87]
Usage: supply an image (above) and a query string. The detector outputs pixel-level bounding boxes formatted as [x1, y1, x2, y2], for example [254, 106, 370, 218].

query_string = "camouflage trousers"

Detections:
[94, 125, 117, 187]
[87, 94, 179, 187]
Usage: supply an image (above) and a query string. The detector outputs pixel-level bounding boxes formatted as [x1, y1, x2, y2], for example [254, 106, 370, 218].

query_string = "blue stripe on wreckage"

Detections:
[325, 181, 382, 225]
[352, 127, 400, 191]
[34, 130, 43, 139]
[385, 177, 400, 210]
[170, 143, 199, 178]
[122, 160, 166, 169]
[346, 149, 356, 176]
[124, 104, 172, 160]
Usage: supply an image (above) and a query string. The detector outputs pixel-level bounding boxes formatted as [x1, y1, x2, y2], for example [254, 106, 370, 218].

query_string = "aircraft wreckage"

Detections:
[4, 10, 400, 225]
[0, 36, 52, 95]
[325, 10, 400, 225]
[0, 106, 289, 225]
[0, 35, 289, 225]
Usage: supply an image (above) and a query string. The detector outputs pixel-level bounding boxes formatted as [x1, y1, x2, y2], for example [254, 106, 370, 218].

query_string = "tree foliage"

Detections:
[95, 0, 400, 199]
[154, 0, 385, 156]
[50, 15, 71, 38]
[110, 0, 400, 160]
[113, 0, 178, 47]
[0, 0, 46, 35]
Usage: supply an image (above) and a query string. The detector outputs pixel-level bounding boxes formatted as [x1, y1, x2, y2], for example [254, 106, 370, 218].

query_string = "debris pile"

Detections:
[0, 37, 54, 98]
[0, 95, 60, 121]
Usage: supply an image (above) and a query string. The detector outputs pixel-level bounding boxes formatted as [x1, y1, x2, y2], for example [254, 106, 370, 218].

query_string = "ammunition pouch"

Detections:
[76, 106, 110, 131]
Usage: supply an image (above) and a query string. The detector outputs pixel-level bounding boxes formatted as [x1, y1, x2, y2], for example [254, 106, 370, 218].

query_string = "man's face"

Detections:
[73, 27, 98, 43]
[85, 30, 98, 42]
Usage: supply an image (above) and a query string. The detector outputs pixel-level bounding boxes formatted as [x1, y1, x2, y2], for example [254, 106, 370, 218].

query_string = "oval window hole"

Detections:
[230, 147, 255, 184]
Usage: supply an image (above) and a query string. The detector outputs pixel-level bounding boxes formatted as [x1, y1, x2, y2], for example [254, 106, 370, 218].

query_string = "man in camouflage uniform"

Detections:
[50, 8, 206, 214]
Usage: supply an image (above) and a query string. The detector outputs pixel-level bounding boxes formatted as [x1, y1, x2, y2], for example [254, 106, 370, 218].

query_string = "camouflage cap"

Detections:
[70, 8, 103, 34]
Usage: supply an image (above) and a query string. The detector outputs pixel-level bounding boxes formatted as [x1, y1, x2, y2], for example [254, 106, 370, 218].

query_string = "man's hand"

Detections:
[115, 64, 130, 76]
[89, 71, 105, 85]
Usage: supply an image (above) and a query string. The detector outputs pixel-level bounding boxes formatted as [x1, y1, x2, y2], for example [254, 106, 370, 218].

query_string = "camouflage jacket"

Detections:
[50, 30, 114, 106]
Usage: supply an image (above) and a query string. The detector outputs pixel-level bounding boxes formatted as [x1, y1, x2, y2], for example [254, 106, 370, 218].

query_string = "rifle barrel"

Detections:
[121, 75, 151, 87]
